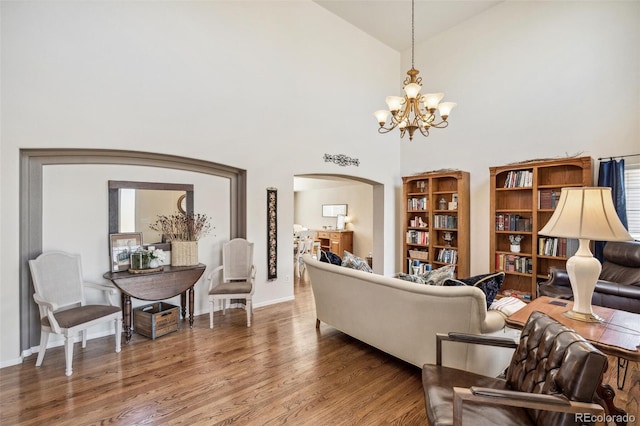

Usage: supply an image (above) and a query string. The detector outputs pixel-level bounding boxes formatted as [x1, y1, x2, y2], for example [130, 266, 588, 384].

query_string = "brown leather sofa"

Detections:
[422, 311, 608, 426]
[537, 241, 640, 314]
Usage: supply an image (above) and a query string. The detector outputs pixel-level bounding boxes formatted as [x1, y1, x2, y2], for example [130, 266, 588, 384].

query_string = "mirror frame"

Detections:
[322, 204, 347, 217]
[108, 180, 194, 249]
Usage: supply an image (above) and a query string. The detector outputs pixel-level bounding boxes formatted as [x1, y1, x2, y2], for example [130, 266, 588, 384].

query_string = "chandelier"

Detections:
[373, 0, 456, 141]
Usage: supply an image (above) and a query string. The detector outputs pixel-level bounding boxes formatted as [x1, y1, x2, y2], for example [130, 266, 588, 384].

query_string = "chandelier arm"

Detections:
[429, 120, 450, 129]
[377, 124, 398, 134]
[418, 126, 431, 137]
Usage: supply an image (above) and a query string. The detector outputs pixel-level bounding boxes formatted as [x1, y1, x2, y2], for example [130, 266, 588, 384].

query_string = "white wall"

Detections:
[401, 1, 640, 275]
[294, 182, 373, 258]
[0, 1, 401, 365]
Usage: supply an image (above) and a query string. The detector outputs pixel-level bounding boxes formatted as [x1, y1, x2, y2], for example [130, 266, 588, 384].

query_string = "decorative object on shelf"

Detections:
[109, 232, 143, 272]
[443, 231, 454, 247]
[148, 246, 166, 268]
[267, 187, 278, 280]
[149, 213, 211, 266]
[539, 187, 632, 322]
[439, 198, 447, 211]
[509, 235, 524, 253]
[373, 0, 455, 140]
[323, 153, 360, 167]
[449, 193, 458, 210]
[130, 248, 151, 270]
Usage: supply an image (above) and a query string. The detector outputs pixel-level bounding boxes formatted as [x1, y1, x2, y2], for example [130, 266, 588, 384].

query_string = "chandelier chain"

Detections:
[411, 0, 415, 69]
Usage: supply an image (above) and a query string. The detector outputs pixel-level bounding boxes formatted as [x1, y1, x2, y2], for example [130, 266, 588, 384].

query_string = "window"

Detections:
[624, 163, 640, 240]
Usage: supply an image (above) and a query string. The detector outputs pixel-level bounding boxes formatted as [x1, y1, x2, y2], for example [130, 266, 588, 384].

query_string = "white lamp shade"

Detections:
[423, 93, 444, 109]
[385, 96, 404, 112]
[404, 83, 421, 99]
[373, 110, 390, 124]
[437, 102, 457, 118]
[538, 187, 632, 241]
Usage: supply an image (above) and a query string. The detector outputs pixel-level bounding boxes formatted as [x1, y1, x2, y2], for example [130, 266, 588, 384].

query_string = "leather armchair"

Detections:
[422, 311, 609, 426]
[538, 241, 640, 314]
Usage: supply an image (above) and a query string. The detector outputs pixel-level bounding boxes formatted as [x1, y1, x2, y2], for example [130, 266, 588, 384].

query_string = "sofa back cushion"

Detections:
[505, 311, 607, 425]
[601, 241, 640, 285]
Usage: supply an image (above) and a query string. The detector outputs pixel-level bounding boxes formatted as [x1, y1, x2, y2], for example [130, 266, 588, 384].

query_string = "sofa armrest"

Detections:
[436, 332, 518, 366]
[540, 266, 571, 288]
[452, 387, 605, 426]
[595, 280, 640, 299]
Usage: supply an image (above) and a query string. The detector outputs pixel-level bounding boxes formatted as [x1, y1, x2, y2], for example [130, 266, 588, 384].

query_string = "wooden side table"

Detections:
[506, 296, 639, 426]
[103, 263, 206, 343]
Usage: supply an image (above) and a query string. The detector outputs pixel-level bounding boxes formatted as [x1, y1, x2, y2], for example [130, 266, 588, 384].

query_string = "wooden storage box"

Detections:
[134, 302, 179, 339]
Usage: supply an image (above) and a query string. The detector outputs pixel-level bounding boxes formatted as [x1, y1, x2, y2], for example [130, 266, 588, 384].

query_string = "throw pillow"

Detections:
[319, 250, 342, 266]
[443, 271, 506, 309]
[420, 265, 456, 286]
[395, 273, 426, 284]
[341, 251, 373, 273]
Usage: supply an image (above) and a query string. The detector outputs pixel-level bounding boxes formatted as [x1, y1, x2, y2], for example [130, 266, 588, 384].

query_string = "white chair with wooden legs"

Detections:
[207, 239, 255, 328]
[28, 251, 122, 376]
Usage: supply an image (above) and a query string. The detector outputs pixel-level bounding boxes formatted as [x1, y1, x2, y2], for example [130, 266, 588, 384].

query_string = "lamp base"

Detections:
[563, 310, 603, 323]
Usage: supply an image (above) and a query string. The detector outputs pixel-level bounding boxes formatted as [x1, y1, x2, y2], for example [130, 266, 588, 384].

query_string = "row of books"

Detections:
[538, 189, 561, 209]
[433, 214, 457, 229]
[406, 230, 429, 245]
[503, 170, 533, 188]
[407, 260, 432, 275]
[495, 214, 533, 231]
[408, 197, 428, 211]
[495, 253, 533, 274]
[437, 248, 458, 264]
[538, 237, 578, 257]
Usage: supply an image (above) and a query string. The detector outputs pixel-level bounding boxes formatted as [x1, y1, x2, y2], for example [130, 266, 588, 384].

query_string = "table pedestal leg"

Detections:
[180, 292, 187, 319]
[189, 286, 195, 328]
[597, 382, 627, 426]
[122, 293, 132, 344]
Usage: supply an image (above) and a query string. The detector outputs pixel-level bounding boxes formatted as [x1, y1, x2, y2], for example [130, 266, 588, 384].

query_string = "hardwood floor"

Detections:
[1, 274, 638, 425]
[0, 276, 426, 425]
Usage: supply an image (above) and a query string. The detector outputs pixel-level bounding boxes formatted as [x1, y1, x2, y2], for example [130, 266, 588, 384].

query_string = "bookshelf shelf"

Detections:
[489, 157, 592, 301]
[402, 171, 470, 277]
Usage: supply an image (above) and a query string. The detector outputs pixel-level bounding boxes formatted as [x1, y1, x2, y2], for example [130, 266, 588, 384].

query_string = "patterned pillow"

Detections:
[341, 251, 373, 273]
[319, 250, 342, 266]
[395, 273, 426, 284]
[443, 272, 506, 309]
[420, 265, 456, 286]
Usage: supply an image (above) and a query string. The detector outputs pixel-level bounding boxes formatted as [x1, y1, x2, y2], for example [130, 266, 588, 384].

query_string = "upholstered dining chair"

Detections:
[207, 238, 255, 328]
[28, 251, 122, 376]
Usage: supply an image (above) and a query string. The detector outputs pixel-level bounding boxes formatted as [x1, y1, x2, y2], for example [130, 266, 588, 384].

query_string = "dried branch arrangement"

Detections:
[149, 213, 212, 241]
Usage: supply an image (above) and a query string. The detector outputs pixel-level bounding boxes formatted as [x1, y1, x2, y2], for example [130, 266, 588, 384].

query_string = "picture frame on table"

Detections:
[109, 232, 143, 272]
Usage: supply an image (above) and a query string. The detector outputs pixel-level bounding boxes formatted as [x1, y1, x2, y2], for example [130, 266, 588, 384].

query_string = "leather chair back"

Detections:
[505, 311, 608, 425]
[601, 241, 640, 285]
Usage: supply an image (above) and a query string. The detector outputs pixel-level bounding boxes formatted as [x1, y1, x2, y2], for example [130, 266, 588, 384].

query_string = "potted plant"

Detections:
[509, 235, 524, 253]
[150, 213, 211, 266]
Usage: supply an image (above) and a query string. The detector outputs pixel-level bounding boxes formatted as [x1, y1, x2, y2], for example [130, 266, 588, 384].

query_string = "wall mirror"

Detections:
[108, 180, 194, 247]
[322, 204, 347, 217]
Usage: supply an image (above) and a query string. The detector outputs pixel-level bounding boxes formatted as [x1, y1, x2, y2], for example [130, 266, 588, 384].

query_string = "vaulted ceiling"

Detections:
[314, 0, 502, 51]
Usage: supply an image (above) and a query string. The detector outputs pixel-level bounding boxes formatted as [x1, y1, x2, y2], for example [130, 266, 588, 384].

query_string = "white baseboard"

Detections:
[0, 356, 25, 369]
[254, 295, 294, 309]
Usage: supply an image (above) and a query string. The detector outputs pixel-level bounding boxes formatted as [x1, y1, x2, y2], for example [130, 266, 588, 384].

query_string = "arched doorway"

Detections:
[293, 173, 384, 273]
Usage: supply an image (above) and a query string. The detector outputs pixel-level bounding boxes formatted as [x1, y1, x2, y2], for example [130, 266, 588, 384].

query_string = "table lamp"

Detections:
[538, 187, 632, 322]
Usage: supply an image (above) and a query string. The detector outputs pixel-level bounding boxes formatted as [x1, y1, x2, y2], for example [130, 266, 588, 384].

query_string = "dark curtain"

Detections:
[595, 159, 628, 262]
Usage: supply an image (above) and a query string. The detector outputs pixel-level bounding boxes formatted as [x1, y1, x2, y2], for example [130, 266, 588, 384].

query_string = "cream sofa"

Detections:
[303, 255, 516, 376]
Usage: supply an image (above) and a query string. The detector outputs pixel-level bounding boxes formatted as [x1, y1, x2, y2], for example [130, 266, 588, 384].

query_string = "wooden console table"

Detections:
[103, 263, 206, 343]
[506, 296, 639, 426]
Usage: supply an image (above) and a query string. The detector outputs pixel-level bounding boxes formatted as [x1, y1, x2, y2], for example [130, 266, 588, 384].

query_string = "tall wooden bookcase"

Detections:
[402, 171, 470, 277]
[489, 157, 593, 301]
